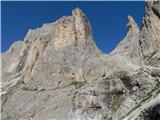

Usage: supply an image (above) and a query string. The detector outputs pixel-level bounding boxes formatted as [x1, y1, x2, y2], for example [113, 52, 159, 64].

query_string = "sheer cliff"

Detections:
[1, 1, 160, 120]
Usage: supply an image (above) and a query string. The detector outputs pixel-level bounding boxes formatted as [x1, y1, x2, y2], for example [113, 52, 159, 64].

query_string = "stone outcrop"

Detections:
[127, 15, 140, 33]
[111, 15, 142, 64]
[1, 1, 160, 120]
[140, 1, 160, 56]
[72, 8, 93, 46]
[112, 1, 160, 65]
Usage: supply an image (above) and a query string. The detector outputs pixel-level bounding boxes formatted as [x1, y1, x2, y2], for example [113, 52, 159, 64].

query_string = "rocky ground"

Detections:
[1, 1, 160, 120]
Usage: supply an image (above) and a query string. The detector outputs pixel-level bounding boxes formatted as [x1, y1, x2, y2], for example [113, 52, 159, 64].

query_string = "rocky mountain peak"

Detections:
[1, 7, 100, 88]
[23, 8, 94, 52]
[139, 0, 160, 56]
[1, 2, 160, 120]
[54, 7, 95, 50]
[127, 15, 140, 33]
[112, 0, 160, 64]
[146, 0, 160, 14]
[111, 15, 142, 64]
[72, 8, 94, 47]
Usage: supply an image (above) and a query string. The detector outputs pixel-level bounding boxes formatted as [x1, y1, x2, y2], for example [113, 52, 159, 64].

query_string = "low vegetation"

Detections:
[144, 51, 157, 61]
[68, 80, 87, 89]
[110, 95, 125, 112]
[21, 85, 38, 91]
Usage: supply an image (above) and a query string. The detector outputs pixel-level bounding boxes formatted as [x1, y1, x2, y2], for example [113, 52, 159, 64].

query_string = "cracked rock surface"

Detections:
[1, 1, 160, 120]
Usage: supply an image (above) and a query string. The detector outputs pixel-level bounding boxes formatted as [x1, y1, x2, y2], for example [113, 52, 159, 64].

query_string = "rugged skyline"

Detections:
[2, 1, 145, 53]
[1, 1, 160, 120]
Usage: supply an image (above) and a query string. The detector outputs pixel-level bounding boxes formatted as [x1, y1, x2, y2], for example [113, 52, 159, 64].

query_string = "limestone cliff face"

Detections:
[1, 2, 160, 120]
[72, 8, 93, 46]
[140, 1, 160, 56]
[112, 1, 160, 64]
[111, 16, 143, 64]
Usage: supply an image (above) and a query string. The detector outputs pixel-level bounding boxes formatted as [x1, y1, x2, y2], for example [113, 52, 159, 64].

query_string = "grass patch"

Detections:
[68, 81, 87, 89]
[103, 76, 116, 81]
[144, 51, 157, 61]
[21, 85, 38, 91]
[110, 95, 125, 112]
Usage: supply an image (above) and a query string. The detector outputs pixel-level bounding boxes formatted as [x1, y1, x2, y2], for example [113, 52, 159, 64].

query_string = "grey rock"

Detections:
[111, 15, 143, 64]
[140, 1, 160, 56]
[1, 2, 160, 120]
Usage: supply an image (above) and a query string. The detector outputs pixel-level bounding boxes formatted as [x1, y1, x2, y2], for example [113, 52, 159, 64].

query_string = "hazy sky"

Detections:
[1, 1, 145, 53]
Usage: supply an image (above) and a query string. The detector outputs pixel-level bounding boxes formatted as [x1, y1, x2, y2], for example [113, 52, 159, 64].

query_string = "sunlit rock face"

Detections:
[140, 1, 160, 56]
[111, 15, 143, 64]
[1, 1, 160, 120]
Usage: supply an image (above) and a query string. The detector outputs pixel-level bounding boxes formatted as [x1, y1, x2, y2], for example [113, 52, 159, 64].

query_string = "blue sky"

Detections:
[1, 1, 145, 53]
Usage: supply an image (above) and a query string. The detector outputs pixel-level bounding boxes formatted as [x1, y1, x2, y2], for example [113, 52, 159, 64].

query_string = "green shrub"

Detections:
[68, 81, 87, 89]
[21, 86, 38, 91]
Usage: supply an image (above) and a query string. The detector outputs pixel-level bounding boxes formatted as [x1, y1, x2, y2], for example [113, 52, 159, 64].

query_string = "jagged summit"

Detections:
[72, 7, 93, 46]
[23, 7, 95, 52]
[127, 15, 140, 33]
[1, 2, 160, 120]
[140, 0, 160, 56]
[111, 15, 142, 64]
[111, 0, 160, 64]
[1, 7, 101, 87]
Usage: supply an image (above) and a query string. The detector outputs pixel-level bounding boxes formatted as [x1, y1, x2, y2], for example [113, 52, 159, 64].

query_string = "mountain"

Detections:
[1, 1, 160, 120]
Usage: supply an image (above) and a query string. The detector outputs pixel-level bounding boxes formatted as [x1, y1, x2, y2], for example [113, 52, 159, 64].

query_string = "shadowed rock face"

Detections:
[138, 103, 160, 120]
[148, 104, 160, 120]
[1, 1, 160, 120]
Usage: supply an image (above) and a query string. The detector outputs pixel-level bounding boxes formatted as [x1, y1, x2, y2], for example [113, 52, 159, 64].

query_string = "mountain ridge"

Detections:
[1, 1, 160, 120]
